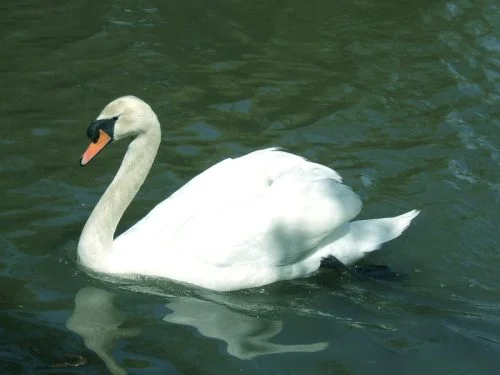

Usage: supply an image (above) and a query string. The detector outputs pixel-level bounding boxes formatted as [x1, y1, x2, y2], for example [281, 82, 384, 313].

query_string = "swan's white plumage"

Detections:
[78, 96, 419, 291]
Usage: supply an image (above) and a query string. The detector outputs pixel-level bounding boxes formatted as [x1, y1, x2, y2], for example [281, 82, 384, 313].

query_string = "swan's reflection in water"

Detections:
[164, 298, 327, 360]
[67, 286, 327, 374]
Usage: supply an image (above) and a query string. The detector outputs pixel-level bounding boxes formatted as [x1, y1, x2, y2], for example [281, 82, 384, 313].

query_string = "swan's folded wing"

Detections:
[167, 163, 362, 269]
[115, 148, 361, 269]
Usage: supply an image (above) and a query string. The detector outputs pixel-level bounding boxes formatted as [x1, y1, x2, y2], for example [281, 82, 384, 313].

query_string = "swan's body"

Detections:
[78, 96, 419, 292]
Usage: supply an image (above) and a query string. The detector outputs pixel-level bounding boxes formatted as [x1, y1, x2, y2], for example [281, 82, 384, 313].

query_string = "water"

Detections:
[1, 0, 499, 373]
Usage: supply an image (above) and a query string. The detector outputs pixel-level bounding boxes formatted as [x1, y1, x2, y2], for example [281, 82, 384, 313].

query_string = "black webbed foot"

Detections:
[352, 264, 407, 281]
[320, 256, 407, 281]
[320, 255, 352, 275]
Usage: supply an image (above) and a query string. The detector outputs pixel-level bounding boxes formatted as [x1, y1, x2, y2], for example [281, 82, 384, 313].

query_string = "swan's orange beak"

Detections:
[80, 129, 112, 166]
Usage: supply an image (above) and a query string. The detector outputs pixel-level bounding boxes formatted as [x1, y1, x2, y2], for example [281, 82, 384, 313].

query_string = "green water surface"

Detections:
[1, 0, 499, 374]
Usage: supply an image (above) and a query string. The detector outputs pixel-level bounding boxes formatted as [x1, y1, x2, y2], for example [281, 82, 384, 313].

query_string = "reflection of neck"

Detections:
[66, 287, 139, 375]
[78, 121, 161, 270]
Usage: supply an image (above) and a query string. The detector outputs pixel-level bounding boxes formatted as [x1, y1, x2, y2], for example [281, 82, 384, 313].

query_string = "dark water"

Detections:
[1, 0, 500, 373]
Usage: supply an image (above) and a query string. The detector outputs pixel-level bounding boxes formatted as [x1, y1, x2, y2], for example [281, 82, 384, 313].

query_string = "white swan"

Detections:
[78, 96, 419, 292]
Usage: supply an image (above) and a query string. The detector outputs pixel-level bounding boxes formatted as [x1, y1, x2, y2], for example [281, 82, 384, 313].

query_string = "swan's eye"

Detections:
[86, 118, 116, 142]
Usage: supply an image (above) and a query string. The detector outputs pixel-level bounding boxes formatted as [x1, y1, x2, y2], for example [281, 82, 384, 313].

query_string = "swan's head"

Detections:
[80, 96, 159, 166]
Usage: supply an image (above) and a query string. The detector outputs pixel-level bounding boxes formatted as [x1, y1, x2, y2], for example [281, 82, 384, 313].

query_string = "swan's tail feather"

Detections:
[329, 210, 420, 265]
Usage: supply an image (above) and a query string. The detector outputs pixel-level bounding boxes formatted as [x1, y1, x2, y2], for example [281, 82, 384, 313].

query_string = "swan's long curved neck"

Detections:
[78, 123, 161, 270]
